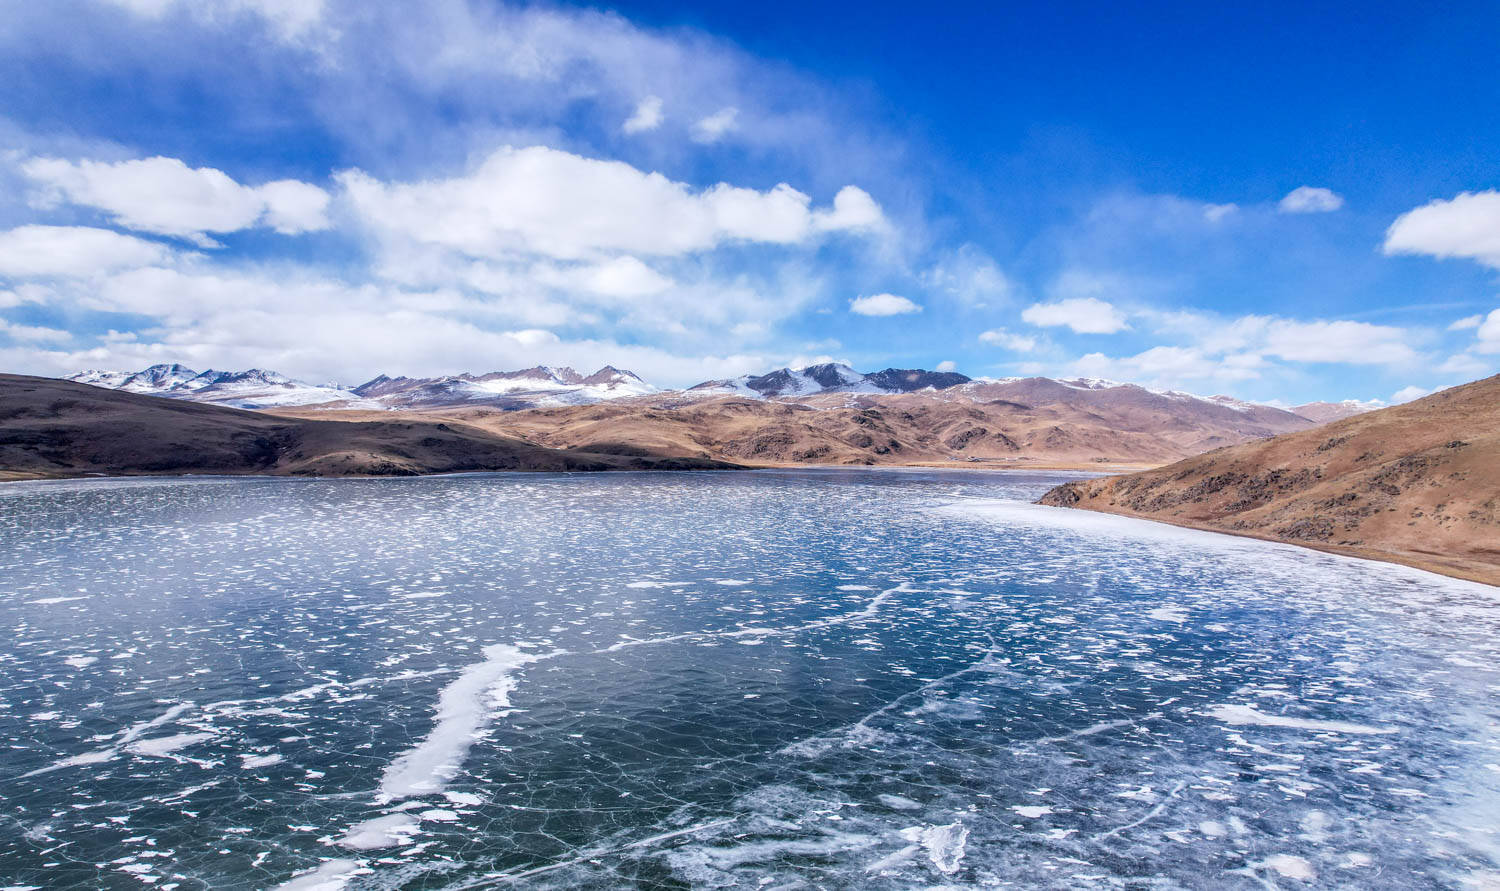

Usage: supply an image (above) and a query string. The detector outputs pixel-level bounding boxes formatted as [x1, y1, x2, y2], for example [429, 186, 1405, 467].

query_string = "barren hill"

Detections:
[1039, 375, 1500, 585]
[0, 374, 734, 480]
[287, 380, 1318, 469]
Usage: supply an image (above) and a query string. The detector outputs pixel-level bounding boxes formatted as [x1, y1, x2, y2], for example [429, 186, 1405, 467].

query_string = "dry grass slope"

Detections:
[1039, 374, 1500, 586]
[0, 374, 736, 480]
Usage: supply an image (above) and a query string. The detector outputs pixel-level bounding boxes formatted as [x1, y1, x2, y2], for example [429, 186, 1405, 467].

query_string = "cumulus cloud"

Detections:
[23, 156, 331, 246]
[1063, 310, 1425, 392]
[691, 107, 739, 143]
[1473, 308, 1500, 354]
[1449, 314, 1483, 330]
[1073, 346, 1265, 385]
[1021, 297, 1128, 334]
[1278, 186, 1344, 213]
[935, 360, 956, 372]
[977, 328, 1037, 351]
[848, 293, 920, 316]
[0, 225, 175, 278]
[1253, 318, 1417, 364]
[0, 318, 72, 343]
[1384, 191, 1500, 269]
[622, 95, 664, 134]
[340, 145, 883, 262]
[5, 263, 791, 387]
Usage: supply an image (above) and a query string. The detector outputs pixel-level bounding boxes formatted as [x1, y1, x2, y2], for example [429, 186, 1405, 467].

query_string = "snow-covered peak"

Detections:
[66, 364, 373, 409]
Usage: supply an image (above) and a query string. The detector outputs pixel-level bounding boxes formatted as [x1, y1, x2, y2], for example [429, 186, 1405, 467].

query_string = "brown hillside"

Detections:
[1039, 375, 1500, 585]
[0, 374, 735, 480]
[278, 385, 1315, 470]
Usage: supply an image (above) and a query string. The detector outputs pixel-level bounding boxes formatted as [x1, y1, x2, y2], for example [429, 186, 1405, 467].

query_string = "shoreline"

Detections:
[0, 461, 1142, 485]
[1040, 501, 1500, 590]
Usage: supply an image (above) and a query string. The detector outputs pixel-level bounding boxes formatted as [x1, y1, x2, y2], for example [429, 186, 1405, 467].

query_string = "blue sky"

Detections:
[0, 0, 1497, 403]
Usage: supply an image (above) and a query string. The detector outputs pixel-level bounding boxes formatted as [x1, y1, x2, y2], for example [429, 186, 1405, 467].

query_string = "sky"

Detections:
[0, 0, 1497, 404]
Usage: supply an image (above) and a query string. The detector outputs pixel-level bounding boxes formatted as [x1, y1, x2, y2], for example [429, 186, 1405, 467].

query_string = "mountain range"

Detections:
[68, 361, 1372, 424]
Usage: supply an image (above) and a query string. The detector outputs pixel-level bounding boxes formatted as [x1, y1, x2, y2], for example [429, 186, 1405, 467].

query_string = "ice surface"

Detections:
[2, 468, 1499, 889]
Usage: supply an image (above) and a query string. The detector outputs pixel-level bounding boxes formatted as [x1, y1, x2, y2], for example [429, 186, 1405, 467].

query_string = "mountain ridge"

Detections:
[1037, 375, 1500, 586]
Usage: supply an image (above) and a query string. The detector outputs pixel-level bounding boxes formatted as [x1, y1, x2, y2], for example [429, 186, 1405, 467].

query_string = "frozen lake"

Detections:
[1, 468, 1498, 889]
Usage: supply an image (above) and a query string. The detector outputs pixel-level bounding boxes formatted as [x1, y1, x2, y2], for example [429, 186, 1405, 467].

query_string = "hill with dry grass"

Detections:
[1039, 375, 1500, 585]
[0, 374, 735, 480]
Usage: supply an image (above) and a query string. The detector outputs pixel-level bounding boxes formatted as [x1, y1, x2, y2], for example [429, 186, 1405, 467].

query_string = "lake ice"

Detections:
[1, 469, 1498, 889]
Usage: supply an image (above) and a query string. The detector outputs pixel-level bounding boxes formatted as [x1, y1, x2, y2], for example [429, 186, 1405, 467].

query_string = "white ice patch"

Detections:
[339, 813, 418, 850]
[1010, 805, 1053, 818]
[1147, 607, 1189, 623]
[129, 732, 214, 757]
[375, 643, 550, 801]
[1258, 854, 1317, 880]
[275, 858, 361, 890]
[900, 822, 969, 875]
[241, 753, 284, 769]
[28, 596, 85, 605]
[1204, 704, 1394, 735]
[24, 701, 193, 776]
[63, 656, 97, 668]
[878, 794, 921, 810]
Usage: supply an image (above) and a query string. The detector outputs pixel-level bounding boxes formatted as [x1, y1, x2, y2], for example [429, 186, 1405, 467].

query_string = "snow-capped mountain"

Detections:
[687, 363, 972, 398]
[351, 365, 657, 409]
[67, 364, 657, 411]
[66, 365, 372, 409]
[1289, 399, 1384, 424]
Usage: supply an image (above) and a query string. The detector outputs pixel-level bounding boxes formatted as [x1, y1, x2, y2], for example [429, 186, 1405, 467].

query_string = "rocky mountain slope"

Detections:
[0, 375, 734, 480]
[1038, 374, 1500, 585]
[349, 375, 1319, 467]
[686, 363, 971, 398]
[68, 365, 374, 410]
[67, 364, 656, 411]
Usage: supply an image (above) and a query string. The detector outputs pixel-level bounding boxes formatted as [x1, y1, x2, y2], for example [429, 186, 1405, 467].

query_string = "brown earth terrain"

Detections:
[0, 374, 736, 480]
[1039, 374, 1500, 586]
[274, 381, 1316, 469]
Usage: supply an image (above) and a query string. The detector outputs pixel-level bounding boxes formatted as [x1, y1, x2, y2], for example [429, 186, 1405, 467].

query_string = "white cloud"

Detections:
[1436, 351, 1492, 377]
[622, 95, 664, 134]
[1476, 308, 1500, 354]
[1384, 191, 1500, 269]
[23, 156, 330, 246]
[926, 244, 1012, 307]
[4, 264, 790, 387]
[102, 0, 328, 42]
[1449, 314, 1483, 330]
[1390, 385, 1432, 404]
[0, 225, 174, 279]
[1255, 318, 1417, 364]
[1021, 297, 1128, 334]
[691, 107, 739, 143]
[0, 318, 71, 343]
[977, 328, 1037, 351]
[1278, 186, 1344, 214]
[935, 360, 956, 372]
[1073, 346, 1265, 385]
[1202, 203, 1238, 223]
[849, 293, 920, 316]
[532, 256, 674, 300]
[340, 145, 883, 262]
